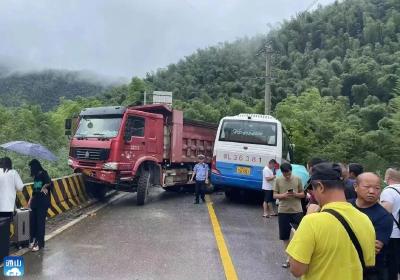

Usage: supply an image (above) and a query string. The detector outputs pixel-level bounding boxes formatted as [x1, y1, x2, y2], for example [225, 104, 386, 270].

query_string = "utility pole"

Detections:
[144, 91, 147, 105]
[265, 44, 273, 115]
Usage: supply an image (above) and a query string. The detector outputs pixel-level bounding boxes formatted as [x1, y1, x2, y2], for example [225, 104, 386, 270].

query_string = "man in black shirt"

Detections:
[344, 163, 364, 199]
[350, 172, 393, 279]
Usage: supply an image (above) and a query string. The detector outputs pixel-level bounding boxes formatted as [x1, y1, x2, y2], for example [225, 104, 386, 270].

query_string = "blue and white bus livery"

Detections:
[210, 114, 293, 197]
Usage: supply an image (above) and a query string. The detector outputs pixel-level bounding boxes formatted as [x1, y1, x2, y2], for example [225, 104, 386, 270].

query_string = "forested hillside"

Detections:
[1, 0, 400, 180]
[0, 69, 111, 110]
[144, 0, 400, 119]
[141, 0, 400, 171]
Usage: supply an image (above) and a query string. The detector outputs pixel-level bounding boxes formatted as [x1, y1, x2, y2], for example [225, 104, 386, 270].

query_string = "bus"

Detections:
[210, 113, 293, 198]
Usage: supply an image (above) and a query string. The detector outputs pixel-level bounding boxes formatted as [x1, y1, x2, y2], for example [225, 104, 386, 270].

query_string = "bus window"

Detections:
[282, 130, 291, 161]
[219, 120, 277, 146]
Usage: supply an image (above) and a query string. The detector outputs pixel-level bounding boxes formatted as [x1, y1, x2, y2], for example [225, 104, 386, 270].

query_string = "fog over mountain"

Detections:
[0, 0, 334, 78]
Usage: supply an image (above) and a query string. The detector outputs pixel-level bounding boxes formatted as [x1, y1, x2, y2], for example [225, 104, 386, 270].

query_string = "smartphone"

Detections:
[287, 189, 294, 193]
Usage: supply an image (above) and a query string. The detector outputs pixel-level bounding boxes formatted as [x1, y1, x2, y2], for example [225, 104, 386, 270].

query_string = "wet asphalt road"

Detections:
[16, 188, 293, 280]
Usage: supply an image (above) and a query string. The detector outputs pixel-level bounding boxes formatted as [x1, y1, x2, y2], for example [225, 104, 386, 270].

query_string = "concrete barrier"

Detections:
[16, 174, 88, 218]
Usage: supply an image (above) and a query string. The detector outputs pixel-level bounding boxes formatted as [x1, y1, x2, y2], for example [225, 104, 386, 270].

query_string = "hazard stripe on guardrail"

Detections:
[15, 174, 88, 218]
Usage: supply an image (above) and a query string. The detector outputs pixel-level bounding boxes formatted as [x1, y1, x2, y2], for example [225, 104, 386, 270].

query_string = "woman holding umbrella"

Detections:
[27, 159, 52, 252]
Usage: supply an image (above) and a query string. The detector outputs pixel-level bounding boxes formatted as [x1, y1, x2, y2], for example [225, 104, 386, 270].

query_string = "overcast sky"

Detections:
[0, 0, 335, 80]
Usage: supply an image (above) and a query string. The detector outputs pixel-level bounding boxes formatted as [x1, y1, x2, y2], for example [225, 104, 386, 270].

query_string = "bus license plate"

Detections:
[237, 166, 251, 175]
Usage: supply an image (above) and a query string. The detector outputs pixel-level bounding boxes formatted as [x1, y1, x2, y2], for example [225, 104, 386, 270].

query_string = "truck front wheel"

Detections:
[86, 182, 108, 201]
[136, 171, 151, 206]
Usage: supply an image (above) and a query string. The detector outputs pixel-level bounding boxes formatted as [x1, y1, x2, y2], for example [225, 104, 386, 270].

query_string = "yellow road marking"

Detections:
[205, 194, 239, 280]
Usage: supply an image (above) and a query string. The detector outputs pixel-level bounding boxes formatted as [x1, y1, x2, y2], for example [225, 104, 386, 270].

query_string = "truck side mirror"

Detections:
[65, 119, 72, 130]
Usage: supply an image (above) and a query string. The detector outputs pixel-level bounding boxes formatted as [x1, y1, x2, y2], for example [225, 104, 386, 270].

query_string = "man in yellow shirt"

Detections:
[286, 162, 375, 280]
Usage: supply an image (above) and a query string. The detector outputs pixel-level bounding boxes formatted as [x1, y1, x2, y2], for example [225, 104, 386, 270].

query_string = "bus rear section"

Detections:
[211, 114, 287, 196]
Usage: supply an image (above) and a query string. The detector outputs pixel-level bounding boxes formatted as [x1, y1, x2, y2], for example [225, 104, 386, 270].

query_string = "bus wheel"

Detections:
[224, 190, 232, 199]
[137, 171, 151, 206]
[224, 189, 240, 200]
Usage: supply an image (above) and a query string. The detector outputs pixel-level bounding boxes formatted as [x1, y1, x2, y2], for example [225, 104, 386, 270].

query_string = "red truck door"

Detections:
[146, 118, 158, 153]
[122, 115, 147, 163]
[121, 113, 163, 166]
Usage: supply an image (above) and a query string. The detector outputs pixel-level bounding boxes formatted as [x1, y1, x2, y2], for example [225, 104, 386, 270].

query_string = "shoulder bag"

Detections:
[322, 208, 376, 279]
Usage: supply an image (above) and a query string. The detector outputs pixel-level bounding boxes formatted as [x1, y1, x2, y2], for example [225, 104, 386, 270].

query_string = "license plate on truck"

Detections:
[82, 169, 94, 177]
[237, 166, 251, 175]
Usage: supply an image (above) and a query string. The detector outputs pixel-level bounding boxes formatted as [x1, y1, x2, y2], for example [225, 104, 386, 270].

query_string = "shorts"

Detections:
[263, 190, 274, 203]
[278, 212, 304, 240]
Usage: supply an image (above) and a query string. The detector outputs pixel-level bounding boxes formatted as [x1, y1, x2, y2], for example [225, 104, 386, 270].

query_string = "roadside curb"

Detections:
[4, 192, 128, 261]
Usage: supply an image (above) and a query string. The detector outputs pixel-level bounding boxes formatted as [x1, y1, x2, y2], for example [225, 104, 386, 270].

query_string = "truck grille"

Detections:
[72, 148, 110, 161]
[78, 161, 97, 167]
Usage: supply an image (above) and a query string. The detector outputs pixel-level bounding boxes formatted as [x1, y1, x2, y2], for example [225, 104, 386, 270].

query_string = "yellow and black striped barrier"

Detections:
[16, 174, 88, 218]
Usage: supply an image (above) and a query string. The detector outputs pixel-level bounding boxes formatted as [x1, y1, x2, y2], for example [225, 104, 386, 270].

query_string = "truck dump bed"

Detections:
[133, 104, 217, 164]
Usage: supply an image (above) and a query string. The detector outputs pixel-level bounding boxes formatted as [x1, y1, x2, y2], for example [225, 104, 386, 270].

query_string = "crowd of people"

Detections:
[262, 158, 400, 280]
[2, 152, 400, 280]
[0, 157, 52, 253]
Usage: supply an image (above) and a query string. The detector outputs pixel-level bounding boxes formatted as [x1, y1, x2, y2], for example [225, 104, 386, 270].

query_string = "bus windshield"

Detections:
[219, 120, 277, 146]
[75, 116, 122, 138]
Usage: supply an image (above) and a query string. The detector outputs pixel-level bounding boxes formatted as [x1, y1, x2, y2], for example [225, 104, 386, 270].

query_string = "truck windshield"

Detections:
[219, 120, 277, 146]
[75, 116, 122, 138]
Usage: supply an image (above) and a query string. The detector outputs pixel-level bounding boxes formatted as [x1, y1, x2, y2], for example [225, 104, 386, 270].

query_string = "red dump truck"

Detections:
[66, 104, 217, 205]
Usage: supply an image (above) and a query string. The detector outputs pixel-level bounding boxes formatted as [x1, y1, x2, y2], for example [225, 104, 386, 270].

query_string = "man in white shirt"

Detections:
[262, 159, 277, 218]
[0, 157, 24, 261]
[380, 167, 400, 280]
[0, 157, 24, 218]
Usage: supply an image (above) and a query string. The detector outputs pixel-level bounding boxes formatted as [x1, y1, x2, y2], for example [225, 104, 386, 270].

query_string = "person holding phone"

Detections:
[273, 163, 305, 268]
[27, 159, 52, 252]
